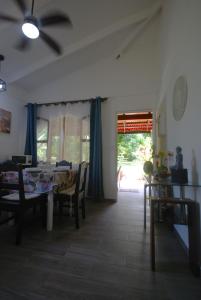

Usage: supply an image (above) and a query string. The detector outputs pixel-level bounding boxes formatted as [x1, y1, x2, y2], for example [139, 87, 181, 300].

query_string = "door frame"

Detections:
[115, 109, 155, 198]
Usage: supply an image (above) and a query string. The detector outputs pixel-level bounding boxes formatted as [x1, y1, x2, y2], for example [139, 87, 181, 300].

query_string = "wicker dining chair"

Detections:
[55, 161, 88, 228]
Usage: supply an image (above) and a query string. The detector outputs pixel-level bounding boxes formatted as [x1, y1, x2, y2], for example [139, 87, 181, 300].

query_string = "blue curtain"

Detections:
[88, 98, 104, 200]
[24, 103, 37, 166]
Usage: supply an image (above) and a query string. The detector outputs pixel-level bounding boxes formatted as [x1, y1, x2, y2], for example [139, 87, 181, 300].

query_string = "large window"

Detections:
[37, 118, 49, 162]
[81, 117, 90, 162]
[36, 115, 89, 163]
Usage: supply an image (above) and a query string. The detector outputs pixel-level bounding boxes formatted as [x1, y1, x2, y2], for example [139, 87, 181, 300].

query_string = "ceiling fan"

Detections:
[0, 0, 72, 55]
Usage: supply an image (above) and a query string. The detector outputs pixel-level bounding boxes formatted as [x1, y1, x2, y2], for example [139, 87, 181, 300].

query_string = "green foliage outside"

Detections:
[37, 143, 47, 162]
[117, 133, 152, 168]
[37, 119, 48, 162]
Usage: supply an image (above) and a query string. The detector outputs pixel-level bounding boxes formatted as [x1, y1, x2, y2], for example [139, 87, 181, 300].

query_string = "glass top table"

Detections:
[144, 180, 201, 230]
[144, 180, 201, 277]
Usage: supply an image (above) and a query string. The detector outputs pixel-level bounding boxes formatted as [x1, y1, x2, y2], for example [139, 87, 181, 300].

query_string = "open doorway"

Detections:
[117, 112, 153, 194]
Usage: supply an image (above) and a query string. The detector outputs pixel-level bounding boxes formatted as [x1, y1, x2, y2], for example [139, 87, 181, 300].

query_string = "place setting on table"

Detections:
[24, 165, 77, 192]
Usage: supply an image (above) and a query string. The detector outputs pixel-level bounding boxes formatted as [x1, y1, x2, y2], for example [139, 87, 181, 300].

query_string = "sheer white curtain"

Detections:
[38, 102, 90, 164]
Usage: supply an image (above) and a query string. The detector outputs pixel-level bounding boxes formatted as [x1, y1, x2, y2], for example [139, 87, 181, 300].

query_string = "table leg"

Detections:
[148, 180, 151, 206]
[187, 202, 200, 277]
[144, 185, 146, 230]
[150, 200, 155, 271]
[180, 186, 186, 223]
[47, 190, 53, 231]
[8, 212, 15, 225]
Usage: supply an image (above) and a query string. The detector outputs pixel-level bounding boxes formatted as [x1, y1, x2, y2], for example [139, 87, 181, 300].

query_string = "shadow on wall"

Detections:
[195, 201, 201, 265]
[191, 149, 200, 261]
[191, 149, 199, 202]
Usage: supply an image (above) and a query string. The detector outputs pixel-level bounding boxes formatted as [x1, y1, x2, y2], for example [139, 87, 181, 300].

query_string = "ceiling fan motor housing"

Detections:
[24, 16, 38, 28]
[22, 16, 39, 39]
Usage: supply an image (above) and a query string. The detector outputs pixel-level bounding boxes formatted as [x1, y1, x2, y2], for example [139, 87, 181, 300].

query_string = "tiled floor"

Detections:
[0, 191, 200, 299]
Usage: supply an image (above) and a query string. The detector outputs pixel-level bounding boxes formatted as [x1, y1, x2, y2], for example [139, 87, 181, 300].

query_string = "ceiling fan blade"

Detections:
[40, 30, 62, 55]
[40, 12, 72, 27]
[15, 36, 31, 51]
[14, 0, 27, 15]
[0, 14, 19, 23]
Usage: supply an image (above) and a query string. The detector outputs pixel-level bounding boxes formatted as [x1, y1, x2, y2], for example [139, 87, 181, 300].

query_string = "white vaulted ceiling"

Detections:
[0, 0, 161, 91]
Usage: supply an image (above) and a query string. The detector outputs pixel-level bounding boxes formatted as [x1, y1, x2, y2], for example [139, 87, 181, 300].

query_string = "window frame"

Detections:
[81, 116, 90, 162]
[36, 117, 49, 162]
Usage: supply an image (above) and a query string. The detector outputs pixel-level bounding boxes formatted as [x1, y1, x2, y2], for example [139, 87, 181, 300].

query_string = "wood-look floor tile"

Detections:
[0, 191, 200, 300]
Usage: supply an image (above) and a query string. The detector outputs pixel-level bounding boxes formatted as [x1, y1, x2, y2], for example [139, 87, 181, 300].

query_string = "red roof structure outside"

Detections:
[117, 112, 152, 134]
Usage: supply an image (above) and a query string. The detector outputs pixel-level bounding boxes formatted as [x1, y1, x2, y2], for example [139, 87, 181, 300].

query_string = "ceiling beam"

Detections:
[115, 3, 162, 59]
[118, 113, 153, 121]
[9, 1, 162, 84]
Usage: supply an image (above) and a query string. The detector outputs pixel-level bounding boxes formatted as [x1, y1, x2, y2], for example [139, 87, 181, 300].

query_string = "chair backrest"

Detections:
[75, 162, 88, 196]
[56, 160, 72, 169]
[0, 164, 25, 203]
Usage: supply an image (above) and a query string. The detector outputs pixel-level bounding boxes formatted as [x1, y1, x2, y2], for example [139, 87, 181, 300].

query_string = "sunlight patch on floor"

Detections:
[118, 165, 145, 194]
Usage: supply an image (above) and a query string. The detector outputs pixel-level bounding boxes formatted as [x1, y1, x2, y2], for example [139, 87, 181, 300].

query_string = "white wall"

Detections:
[158, 0, 201, 255]
[159, 0, 201, 195]
[30, 16, 160, 199]
[0, 84, 27, 162]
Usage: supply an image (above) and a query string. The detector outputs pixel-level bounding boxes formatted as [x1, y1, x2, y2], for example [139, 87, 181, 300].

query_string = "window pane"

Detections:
[37, 142, 47, 162]
[64, 136, 81, 164]
[82, 118, 90, 140]
[50, 136, 61, 164]
[37, 119, 48, 141]
[82, 141, 89, 162]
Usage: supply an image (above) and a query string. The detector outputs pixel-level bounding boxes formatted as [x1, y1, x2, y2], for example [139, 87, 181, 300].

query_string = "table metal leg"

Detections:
[180, 186, 186, 223]
[150, 200, 155, 271]
[47, 190, 53, 231]
[148, 181, 151, 206]
[187, 202, 200, 277]
[144, 185, 146, 230]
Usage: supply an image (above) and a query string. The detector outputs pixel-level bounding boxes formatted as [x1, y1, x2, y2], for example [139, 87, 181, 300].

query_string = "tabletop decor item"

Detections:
[25, 170, 53, 193]
[143, 160, 154, 176]
[170, 146, 188, 184]
[143, 160, 154, 184]
[154, 150, 174, 181]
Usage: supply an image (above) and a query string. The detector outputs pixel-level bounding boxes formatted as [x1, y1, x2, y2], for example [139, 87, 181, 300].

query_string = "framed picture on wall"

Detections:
[0, 108, 11, 133]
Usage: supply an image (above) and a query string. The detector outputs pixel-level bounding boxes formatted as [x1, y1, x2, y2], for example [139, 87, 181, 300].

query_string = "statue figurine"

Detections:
[173, 146, 183, 170]
[170, 146, 188, 183]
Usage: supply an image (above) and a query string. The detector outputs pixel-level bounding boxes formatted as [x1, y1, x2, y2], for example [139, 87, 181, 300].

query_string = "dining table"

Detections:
[24, 167, 77, 231]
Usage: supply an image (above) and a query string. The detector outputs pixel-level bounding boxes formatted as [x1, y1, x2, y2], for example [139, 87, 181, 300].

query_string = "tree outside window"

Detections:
[37, 118, 49, 162]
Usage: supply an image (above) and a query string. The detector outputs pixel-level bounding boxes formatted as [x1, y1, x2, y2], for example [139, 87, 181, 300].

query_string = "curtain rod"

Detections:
[25, 97, 108, 107]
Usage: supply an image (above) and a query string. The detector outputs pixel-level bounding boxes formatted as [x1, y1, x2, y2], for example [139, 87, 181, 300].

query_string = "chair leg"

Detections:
[59, 199, 63, 217]
[33, 204, 37, 216]
[69, 196, 73, 216]
[41, 201, 47, 228]
[81, 198, 86, 219]
[74, 198, 79, 229]
[16, 210, 24, 245]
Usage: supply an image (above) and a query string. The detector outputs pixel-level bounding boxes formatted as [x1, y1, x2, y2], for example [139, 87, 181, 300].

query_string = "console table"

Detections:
[144, 182, 200, 277]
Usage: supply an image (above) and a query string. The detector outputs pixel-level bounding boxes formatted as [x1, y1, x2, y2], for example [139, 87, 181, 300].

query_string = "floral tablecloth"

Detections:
[1, 169, 77, 194]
